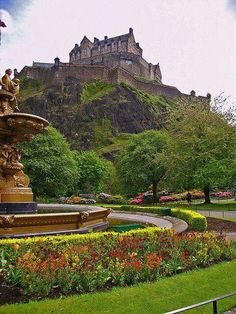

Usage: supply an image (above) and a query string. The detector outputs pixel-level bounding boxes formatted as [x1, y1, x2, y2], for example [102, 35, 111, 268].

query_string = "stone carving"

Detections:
[0, 215, 15, 228]
[1, 69, 20, 113]
[80, 212, 89, 222]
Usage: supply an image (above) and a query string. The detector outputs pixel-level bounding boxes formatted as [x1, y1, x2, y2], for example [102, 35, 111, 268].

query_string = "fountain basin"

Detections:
[0, 113, 49, 142]
[0, 207, 110, 238]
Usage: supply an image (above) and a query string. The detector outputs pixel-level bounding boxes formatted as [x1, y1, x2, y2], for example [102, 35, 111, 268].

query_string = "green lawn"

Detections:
[1, 261, 236, 314]
[220, 217, 236, 223]
[101, 200, 236, 212]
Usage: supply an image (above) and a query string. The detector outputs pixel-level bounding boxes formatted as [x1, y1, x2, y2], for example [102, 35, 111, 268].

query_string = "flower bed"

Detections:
[214, 191, 233, 198]
[1, 228, 235, 296]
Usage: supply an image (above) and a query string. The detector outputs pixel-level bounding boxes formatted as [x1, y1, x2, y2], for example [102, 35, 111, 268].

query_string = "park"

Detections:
[0, 1, 236, 313]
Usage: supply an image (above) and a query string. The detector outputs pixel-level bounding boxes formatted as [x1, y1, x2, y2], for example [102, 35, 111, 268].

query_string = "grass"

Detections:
[19, 77, 44, 101]
[100, 200, 236, 213]
[95, 133, 133, 155]
[176, 200, 236, 211]
[80, 81, 115, 104]
[1, 261, 236, 314]
[120, 82, 176, 114]
[220, 217, 236, 223]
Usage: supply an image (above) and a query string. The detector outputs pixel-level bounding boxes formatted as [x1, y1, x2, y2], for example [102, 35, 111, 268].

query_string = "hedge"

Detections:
[171, 208, 207, 231]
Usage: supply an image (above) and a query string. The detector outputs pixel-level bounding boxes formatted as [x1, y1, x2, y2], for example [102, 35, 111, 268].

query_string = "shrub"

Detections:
[171, 208, 207, 231]
[129, 198, 143, 205]
[108, 195, 127, 204]
[215, 191, 233, 198]
[119, 205, 163, 215]
[159, 196, 179, 203]
[0, 228, 234, 296]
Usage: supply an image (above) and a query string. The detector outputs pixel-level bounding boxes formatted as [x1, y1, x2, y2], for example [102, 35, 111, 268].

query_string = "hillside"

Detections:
[19, 78, 175, 158]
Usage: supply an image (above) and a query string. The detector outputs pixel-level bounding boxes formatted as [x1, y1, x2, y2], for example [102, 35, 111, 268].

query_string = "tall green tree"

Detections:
[76, 151, 109, 194]
[20, 127, 78, 197]
[116, 130, 169, 202]
[164, 100, 236, 203]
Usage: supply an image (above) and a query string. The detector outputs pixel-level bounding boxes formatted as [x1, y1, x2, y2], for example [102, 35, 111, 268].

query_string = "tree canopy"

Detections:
[116, 130, 169, 201]
[20, 127, 78, 197]
[76, 151, 109, 194]
[164, 100, 236, 203]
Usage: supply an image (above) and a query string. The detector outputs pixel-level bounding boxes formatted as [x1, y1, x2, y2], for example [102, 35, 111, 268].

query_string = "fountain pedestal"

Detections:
[0, 89, 49, 214]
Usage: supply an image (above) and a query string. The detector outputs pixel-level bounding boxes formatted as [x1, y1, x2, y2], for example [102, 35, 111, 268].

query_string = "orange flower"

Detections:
[146, 253, 162, 270]
[13, 243, 19, 251]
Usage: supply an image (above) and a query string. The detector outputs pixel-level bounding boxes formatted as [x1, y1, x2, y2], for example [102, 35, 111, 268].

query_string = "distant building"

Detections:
[69, 28, 162, 83]
[18, 28, 210, 100]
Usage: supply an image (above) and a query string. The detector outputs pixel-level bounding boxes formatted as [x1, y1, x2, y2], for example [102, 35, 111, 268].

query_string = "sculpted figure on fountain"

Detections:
[0, 68, 20, 114]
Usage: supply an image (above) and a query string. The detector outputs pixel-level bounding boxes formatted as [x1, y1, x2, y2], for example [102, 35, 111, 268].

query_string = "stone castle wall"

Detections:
[52, 65, 110, 85]
[20, 66, 55, 83]
[112, 67, 182, 98]
[73, 52, 160, 82]
[20, 64, 185, 99]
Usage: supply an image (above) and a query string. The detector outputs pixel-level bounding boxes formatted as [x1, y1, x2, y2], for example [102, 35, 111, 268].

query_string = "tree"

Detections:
[76, 151, 109, 194]
[20, 127, 78, 198]
[164, 99, 236, 203]
[116, 130, 169, 202]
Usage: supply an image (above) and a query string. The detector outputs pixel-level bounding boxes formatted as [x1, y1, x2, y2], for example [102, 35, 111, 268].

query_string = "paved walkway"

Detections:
[195, 209, 236, 219]
[109, 212, 172, 229]
[109, 211, 188, 234]
[194, 210, 236, 241]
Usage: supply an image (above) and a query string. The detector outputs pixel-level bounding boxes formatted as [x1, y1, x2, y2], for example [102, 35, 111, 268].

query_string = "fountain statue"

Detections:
[0, 69, 109, 237]
[0, 69, 49, 214]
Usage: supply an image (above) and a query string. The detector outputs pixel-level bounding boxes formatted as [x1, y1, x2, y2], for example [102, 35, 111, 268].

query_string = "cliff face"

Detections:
[19, 78, 174, 156]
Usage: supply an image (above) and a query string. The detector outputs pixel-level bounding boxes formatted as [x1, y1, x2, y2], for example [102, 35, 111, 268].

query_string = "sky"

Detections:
[0, 0, 236, 105]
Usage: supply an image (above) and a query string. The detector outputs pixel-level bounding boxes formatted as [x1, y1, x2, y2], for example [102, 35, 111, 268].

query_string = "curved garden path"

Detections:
[109, 211, 187, 234]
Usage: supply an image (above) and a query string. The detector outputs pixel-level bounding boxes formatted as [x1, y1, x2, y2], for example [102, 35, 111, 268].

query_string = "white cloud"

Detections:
[0, 9, 16, 34]
[0, 0, 235, 106]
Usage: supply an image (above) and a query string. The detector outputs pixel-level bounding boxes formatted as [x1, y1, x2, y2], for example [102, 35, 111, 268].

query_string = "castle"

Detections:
[68, 28, 162, 84]
[19, 28, 209, 100]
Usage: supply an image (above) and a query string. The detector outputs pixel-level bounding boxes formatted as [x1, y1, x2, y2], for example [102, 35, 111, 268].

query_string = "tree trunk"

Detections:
[152, 181, 158, 204]
[203, 186, 211, 204]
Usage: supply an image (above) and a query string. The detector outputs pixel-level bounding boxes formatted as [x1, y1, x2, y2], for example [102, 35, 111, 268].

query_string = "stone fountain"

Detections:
[0, 69, 109, 237]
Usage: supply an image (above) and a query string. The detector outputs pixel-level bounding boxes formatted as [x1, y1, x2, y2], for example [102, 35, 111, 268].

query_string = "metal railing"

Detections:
[165, 291, 236, 314]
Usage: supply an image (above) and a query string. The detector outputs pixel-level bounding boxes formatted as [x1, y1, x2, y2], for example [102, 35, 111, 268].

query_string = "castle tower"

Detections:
[80, 36, 93, 59]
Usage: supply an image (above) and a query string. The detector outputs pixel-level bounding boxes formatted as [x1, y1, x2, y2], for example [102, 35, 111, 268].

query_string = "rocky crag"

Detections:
[19, 78, 175, 159]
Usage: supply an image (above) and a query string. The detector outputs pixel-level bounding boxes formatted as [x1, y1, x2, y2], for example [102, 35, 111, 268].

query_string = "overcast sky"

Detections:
[0, 0, 236, 105]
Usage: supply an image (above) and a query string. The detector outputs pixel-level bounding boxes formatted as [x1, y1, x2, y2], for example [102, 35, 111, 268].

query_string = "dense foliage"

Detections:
[1, 228, 235, 296]
[76, 151, 110, 194]
[20, 127, 78, 197]
[164, 100, 236, 203]
[117, 130, 169, 201]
